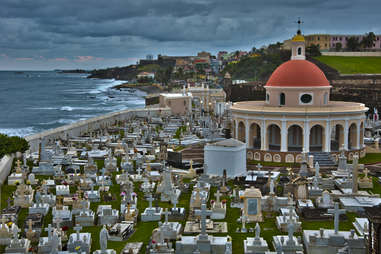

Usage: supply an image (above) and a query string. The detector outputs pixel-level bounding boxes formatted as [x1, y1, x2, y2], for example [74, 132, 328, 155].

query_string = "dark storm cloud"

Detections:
[0, 0, 380, 70]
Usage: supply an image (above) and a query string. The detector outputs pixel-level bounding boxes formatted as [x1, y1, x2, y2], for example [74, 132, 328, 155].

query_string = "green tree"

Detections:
[346, 37, 360, 51]
[306, 44, 321, 57]
[361, 32, 376, 49]
[0, 134, 29, 158]
[335, 42, 342, 52]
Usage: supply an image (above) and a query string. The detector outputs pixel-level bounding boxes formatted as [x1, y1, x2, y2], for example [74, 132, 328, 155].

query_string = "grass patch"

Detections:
[358, 153, 381, 165]
[315, 56, 381, 74]
[247, 160, 299, 168]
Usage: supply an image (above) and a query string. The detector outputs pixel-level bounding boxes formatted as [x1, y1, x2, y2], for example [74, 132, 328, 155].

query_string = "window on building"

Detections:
[300, 94, 312, 104]
[297, 47, 302, 55]
[279, 93, 285, 106]
[266, 93, 269, 102]
[318, 37, 320, 40]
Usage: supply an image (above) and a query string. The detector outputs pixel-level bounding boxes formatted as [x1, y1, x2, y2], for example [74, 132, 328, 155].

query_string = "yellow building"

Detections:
[305, 34, 330, 51]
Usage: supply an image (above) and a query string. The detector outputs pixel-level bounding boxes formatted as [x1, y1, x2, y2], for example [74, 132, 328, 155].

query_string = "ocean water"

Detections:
[0, 71, 146, 137]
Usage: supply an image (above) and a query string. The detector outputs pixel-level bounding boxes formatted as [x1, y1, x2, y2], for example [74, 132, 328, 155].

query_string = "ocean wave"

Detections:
[89, 79, 125, 94]
[0, 127, 37, 137]
[30, 107, 58, 110]
[60, 106, 97, 111]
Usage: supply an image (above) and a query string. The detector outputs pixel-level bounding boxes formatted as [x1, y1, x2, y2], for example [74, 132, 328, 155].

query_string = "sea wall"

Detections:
[0, 154, 15, 185]
[25, 107, 171, 152]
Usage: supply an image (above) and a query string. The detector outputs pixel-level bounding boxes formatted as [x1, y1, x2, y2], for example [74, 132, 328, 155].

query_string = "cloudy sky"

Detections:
[0, 0, 380, 70]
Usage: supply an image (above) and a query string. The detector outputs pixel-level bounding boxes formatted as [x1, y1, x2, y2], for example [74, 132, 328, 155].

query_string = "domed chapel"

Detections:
[231, 29, 368, 163]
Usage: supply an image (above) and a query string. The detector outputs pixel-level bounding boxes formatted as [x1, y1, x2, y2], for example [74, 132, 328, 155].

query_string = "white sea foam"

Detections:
[0, 127, 37, 137]
[89, 79, 125, 94]
[60, 106, 74, 111]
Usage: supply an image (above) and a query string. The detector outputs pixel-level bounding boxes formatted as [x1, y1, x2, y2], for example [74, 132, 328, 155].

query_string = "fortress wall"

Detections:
[25, 107, 171, 152]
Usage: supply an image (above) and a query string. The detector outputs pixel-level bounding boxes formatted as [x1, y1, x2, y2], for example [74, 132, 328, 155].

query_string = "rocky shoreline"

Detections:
[112, 82, 162, 94]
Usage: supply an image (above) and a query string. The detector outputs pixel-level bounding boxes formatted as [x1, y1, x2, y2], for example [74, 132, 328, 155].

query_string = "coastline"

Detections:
[112, 82, 162, 95]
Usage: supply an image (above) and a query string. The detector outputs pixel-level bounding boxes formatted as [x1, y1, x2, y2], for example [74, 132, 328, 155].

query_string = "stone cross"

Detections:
[364, 168, 369, 178]
[214, 190, 222, 204]
[73, 224, 82, 241]
[1, 216, 6, 229]
[286, 221, 296, 246]
[147, 194, 154, 209]
[315, 162, 320, 177]
[328, 202, 346, 234]
[136, 168, 142, 176]
[195, 203, 212, 238]
[45, 224, 53, 241]
[255, 223, 261, 240]
[269, 178, 275, 194]
[163, 208, 170, 224]
[90, 182, 94, 192]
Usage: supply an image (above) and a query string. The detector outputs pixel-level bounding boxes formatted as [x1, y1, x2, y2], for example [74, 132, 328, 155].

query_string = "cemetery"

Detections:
[1, 42, 381, 253]
[1, 110, 380, 254]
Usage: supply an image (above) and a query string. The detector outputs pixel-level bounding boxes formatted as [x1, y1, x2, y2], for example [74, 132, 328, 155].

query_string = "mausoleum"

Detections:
[231, 29, 368, 163]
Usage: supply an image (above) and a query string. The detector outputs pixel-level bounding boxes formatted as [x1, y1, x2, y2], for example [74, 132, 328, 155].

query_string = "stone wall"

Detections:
[25, 107, 171, 152]
[0, 154, 15, 185]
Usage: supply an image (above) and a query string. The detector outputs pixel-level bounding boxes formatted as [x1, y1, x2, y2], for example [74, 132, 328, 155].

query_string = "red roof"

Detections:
[265, 60, 330, 87]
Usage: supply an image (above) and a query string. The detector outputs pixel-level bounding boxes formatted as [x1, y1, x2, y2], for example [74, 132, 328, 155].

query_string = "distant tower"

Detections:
[291, 18, 306, 60]
[146, 54, 153, 60]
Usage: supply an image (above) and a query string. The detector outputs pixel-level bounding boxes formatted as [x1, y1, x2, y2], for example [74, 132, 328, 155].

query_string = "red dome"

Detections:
[265, 60, 330, 87]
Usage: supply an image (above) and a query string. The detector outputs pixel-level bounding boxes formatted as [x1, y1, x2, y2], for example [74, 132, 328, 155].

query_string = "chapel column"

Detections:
[344, 119, 349, 150]
[281, 120, 287, 152]
[304, 120, 310, 152]
[245, 119, 249, 147]
[261, 120, 267, 150]
[355, 120, 361, 149]
[324, 120, 331, 152]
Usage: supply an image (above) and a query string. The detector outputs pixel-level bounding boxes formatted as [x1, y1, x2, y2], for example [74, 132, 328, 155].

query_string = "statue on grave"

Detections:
[100, 225, 109, 251]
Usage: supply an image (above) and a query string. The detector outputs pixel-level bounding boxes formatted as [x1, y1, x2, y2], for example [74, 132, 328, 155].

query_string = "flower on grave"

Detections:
[120, 192, 126, 196]
[62, 226, 69, 231]
[7, 222, 12, 227]
[222, 199, 227, 204]
[75, 246, 81, 250]
[15, 181, 20, 185]
[132, 192, 137, 196]
[26, 180, 31, 185]
[210, 200, 215, 204]
[152, 240, 156, 244]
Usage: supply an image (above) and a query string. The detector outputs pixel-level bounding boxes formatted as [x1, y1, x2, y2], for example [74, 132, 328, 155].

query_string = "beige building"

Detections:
[184, 83, 226, 113]
[232, 30, 368, 163]
[305, 34, 331, 50]
[159, 92, 192, 115]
